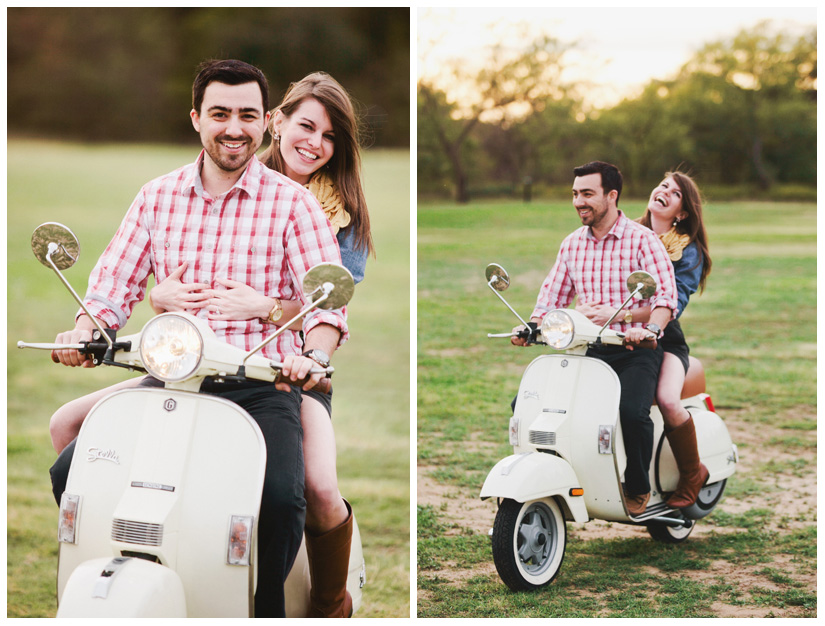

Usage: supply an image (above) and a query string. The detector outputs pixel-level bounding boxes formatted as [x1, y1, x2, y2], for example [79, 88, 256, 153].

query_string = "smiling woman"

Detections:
[273, 98, 335, 184]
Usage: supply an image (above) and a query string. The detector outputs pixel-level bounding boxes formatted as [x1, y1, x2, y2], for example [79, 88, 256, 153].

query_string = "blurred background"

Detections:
[7, 6, 410, 618]
[417, 7, 816, 202]
[8, 6, 410, 146]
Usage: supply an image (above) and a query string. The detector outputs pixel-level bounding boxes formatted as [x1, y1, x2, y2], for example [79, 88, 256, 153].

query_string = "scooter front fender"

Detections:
[480, 453, 588, 523]
[57, 557, 186, 617]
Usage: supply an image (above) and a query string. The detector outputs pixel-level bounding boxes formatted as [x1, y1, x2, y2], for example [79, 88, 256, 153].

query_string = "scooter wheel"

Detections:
[681, 479, 727, 520]
[646, 519, 694, 544]
[491, 497, 566, 591]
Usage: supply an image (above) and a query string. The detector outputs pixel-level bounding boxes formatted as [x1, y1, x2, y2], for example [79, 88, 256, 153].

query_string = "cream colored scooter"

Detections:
[18, 223, 366, 617]
[479, 264, 737, 592]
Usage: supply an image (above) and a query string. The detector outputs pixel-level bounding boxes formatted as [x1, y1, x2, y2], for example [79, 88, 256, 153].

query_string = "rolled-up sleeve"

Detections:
[531, 241, 576, 320]
[640, 235, 678, 315]
[81, 189, 153, 329]
[286, 194, 349, 346]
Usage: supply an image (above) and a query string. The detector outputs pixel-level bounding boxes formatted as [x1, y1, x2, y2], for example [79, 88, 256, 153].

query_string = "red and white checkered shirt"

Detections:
[82, 151, 347, 360]
[531, 212, 677, 330]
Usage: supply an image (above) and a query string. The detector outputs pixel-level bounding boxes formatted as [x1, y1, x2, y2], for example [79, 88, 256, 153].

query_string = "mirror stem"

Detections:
[46, 244, 113, 349]
[487, 279, 529, 328]
[598, 284, 643, 338]
[243, 291, 330, 364]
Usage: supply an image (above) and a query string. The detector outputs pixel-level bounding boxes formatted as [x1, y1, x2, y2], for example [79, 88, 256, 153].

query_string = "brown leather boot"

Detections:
[306, 500, 353, 618]
[665, 417, 709, 508]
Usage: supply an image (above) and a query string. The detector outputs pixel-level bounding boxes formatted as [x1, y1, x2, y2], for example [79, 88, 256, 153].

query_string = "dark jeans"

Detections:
[49, 376, 305, 618]
[586, 343, 664, 496]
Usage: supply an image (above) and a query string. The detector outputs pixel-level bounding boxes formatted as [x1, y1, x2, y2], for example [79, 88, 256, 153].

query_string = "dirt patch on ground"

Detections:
[418, 408, 817, 615]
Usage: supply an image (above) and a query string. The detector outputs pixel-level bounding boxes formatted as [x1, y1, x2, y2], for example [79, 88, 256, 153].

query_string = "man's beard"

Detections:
[205, 137, 257, 173]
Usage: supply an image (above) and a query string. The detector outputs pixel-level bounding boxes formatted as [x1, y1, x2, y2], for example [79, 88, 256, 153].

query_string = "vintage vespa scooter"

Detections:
[479, 263, 737, 592]
[18, 222, 366, 617]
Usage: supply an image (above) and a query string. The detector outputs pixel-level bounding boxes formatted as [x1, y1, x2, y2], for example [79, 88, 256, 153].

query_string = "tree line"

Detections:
[8, 7, 410, 147]
[418, 22, 816, 201]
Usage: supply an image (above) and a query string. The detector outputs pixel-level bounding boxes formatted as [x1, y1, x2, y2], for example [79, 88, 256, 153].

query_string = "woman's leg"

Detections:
[301, 395, 352, 618]
[656, 353, 690, 430]
[302, 396, 348, 533]
[658, 355, 709, 508]
[49, 377, 146, 453]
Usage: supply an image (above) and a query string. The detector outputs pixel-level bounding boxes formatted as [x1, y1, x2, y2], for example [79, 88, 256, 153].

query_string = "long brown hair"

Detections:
[638, 171, 712, 292]
[261, 72, 373, 255]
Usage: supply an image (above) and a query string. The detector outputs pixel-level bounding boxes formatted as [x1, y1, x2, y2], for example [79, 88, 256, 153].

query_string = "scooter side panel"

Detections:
[692, 408, 738, 482]
[480, 452, 589, 523]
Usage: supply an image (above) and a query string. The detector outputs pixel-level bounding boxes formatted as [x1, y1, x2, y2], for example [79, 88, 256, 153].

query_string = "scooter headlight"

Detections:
[139, 314, 204, 382]
[540, 310, 575, 349]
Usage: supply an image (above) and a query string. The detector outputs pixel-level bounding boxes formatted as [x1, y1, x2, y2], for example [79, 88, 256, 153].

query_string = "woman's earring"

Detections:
[673, 216, 681, 226]
[273, 131, 280, 142]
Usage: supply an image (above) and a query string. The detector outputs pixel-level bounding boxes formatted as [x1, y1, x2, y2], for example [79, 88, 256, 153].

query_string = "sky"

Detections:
[417, 6, 817, 109]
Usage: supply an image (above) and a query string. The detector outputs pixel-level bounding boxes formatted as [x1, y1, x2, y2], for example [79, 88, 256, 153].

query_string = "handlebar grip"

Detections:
[517, 322, 540, 344]
[622, 336, 658, 350]
[274, 372, 332, 394]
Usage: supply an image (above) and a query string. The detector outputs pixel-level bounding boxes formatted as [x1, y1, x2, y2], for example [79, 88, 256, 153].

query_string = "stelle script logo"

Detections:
[86, 448, 120, 465]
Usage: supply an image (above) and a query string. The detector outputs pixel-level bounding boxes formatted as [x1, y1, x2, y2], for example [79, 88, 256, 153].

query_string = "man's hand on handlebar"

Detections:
[51, 315, 106, 367]
[276, 354, 326, 392]
[623, 327, 657, 351]
[510, 322, 539, 347]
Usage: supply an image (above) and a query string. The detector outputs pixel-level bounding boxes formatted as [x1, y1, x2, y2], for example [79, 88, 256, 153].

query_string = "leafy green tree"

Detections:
[668, 22, 816, 188]
[418, 35, 574, 203]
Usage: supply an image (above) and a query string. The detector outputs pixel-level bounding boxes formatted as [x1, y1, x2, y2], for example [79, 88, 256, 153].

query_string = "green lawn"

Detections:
[417, 197, 816, 617]
[6, 140, 411, 617]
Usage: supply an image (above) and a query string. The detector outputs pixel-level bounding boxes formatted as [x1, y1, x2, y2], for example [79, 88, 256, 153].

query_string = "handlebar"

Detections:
[272, 369, 332, 394]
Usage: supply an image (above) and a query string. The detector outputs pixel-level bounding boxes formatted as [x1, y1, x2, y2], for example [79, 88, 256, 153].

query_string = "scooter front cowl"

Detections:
[56, 557, 186, 617]
[58, 387, 267, 617]
[480, 453, 588, 523]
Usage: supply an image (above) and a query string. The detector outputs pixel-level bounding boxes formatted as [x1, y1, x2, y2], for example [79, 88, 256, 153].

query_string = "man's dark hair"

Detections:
[192, 59, 269, 115]
[573, 161, 623, 206]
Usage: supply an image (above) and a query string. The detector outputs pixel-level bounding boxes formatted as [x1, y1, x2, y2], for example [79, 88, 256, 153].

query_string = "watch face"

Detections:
[305, 349, 330, 367]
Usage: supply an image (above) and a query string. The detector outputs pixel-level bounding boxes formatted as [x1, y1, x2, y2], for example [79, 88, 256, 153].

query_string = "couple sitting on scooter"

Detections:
[48, 59, 371, 618]
[512, 160, 712, 516]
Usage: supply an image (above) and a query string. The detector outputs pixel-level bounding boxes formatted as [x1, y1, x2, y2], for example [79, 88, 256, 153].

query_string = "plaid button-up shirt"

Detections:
[82, 152, 347, 360]
[531, 212, 677, 329]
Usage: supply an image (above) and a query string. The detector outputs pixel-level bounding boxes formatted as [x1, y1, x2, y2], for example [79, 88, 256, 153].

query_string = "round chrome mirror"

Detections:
[31, 222, 80, 270]
[303, 263, 355, 310]
[485, 263, 510, 292]
[626, 271, 656, 299]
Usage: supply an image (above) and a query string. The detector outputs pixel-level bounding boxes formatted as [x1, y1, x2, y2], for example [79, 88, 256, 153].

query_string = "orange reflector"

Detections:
[569, 488, 584, 497]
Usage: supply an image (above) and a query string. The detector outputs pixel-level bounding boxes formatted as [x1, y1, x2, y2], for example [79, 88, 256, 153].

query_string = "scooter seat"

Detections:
[680, 356, 706, 399]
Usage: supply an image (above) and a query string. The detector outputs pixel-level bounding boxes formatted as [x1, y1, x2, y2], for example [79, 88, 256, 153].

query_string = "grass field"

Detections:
[417, 197, 816, 617]
[6, 140, 411, 617]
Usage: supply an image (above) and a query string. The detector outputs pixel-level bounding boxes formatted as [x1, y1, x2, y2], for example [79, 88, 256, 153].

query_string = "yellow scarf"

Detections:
[305, 172, 351, 233]
[659, 227, 691, 262]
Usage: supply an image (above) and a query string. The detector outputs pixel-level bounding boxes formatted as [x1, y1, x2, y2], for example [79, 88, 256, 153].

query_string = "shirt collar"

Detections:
[585, 210, 629, 242]
[181, 150, 264, 198]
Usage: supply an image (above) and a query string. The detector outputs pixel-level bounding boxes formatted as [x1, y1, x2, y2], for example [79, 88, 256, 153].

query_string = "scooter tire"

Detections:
[491, 497, 566, 592]
[681, 479, 727, 520]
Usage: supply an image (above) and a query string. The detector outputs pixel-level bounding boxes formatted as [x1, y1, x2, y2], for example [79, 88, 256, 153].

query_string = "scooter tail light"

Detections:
[58, 493, 80, 544]
[508, 416, 520, 447]
[703, 394, 716, 413]
[227, 515, 254, 566]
